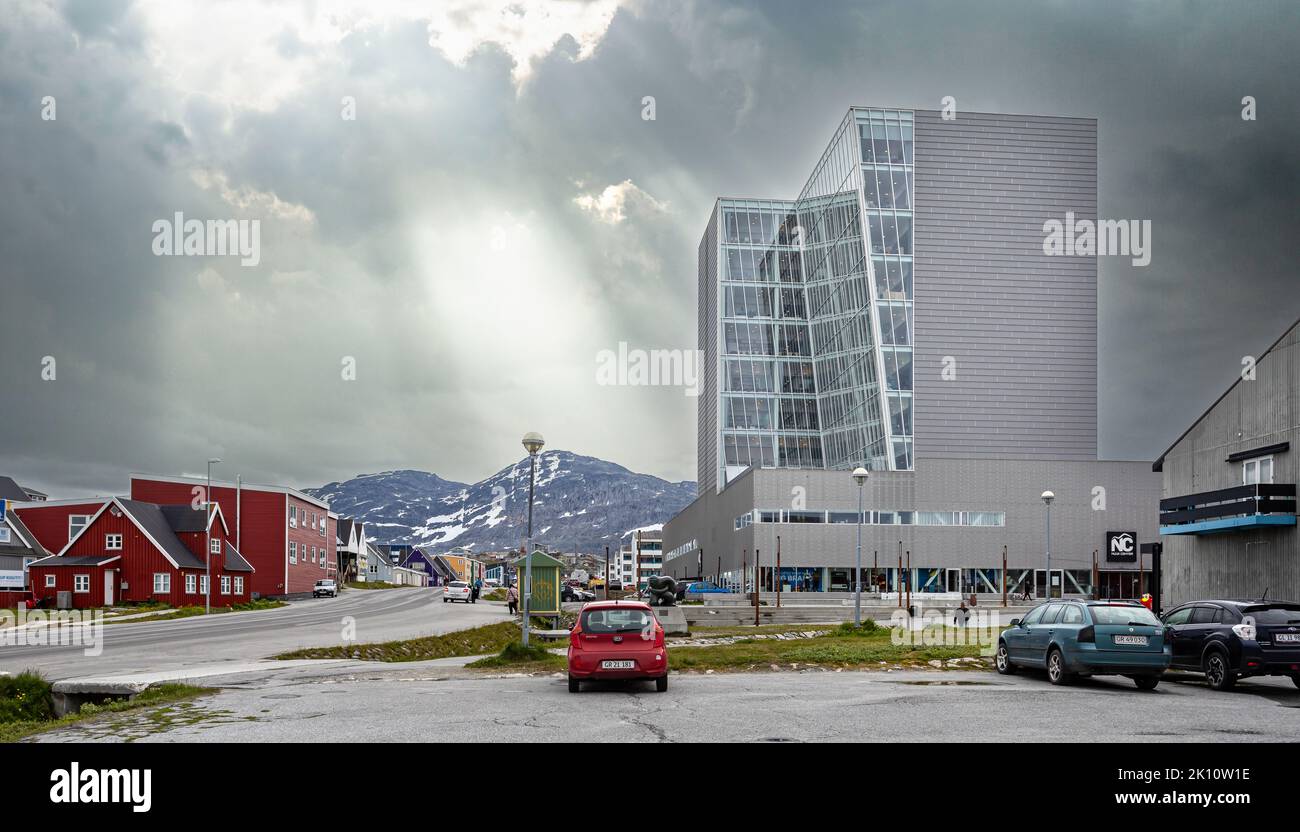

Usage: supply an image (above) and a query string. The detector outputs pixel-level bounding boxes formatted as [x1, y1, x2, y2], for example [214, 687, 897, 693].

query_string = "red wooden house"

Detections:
[130, 474, 335, 598]
[13, 498, 113, 555]
[28, 498, 253, 609]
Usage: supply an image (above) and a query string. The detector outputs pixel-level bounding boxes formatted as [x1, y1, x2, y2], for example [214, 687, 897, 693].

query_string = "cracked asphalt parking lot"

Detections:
[28, 665, 1300, 742]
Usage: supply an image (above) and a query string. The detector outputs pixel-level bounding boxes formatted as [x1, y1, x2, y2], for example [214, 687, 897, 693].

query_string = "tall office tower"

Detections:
[698, 108, 1098, 493]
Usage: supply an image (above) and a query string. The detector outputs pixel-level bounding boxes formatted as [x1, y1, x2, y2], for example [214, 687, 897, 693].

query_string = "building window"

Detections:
[1244, 456, 1274, 485]
[289, 506, 297, 528]
[221, 575, 231, 595]
[68, 514, 90, 543]
[45, 574, 56, 588]
[153, 573, 171, 594]
[186, 574, 196, 593]
[311, 546, 317, 563]
[105, 533, 123, 550]
[74, 574, 90, 593]
[234, 576, 244, 594]
[320, 518, 326, 537]
[200, 575, 209, 595]
[289, 542, 297, 564]
[210, 538, 221, 555]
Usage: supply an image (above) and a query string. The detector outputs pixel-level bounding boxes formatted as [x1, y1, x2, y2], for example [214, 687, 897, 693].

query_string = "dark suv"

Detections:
[1161, 600, 1300, 691]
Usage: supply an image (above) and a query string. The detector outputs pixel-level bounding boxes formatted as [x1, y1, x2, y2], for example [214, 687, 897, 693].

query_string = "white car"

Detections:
[313, 579, 338, 598]
[443, 581, 472, 603]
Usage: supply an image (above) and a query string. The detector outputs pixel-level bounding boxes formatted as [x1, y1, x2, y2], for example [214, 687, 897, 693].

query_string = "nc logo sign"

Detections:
[1106, 531, 1137, 563]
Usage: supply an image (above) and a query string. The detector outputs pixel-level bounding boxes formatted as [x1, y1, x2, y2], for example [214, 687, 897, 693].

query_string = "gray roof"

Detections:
[337, 517, 353, 543]
[159, 504, 210, 533]
[0, 476, 31, 502]
[115, 499, 205, 569]
[31, 554, 121, 567]
[366, 543, 393, 567]
[224, 542, 255, 573]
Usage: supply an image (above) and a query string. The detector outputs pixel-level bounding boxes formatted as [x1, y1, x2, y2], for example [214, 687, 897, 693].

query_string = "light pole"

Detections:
[521, 432, 544, 647]
[852, 467, 869, 626]
[1041, 490, 1055, 600]
[205, 458, 221, 615]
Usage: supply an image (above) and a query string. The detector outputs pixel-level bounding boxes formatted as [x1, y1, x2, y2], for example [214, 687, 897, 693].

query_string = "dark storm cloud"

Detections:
[1, 0, 1297, 499]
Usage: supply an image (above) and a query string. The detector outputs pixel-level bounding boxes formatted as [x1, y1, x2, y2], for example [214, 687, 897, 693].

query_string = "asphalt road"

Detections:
[0, 587, 508, 681]
[31, 664, 1300, 743]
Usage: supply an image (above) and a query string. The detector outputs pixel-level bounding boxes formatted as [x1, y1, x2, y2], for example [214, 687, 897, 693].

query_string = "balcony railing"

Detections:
[1159, 483, 1297, 535]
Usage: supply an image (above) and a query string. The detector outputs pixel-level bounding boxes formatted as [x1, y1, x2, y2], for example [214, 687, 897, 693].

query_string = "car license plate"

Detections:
[1114, 635, 1147, 646]
[601, 660, 635, 670]
[1275, 633, 1300, 643]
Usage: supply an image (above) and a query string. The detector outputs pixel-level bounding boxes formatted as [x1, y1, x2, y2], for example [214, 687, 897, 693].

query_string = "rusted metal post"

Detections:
[1002, 545, 1007, 608]
[776, 535, 781, 609]
[754, 548, 761, 626]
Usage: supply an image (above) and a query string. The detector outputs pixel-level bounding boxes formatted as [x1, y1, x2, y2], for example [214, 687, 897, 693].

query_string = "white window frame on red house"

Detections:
[210, 537, 221, 555]
[45, 574, 56, 588]
[220, 575, 231, 595]
[289, 506, 297, 528]
[234, 576, 244, 595]
[153, 573, 171, 594]
[186, 573, 196, 593]
[105, 533, 123, 550]
[320, 519, 325, 537]
[200, 575, 209, 595]
[74, 574, 90, 593]
[68, 514, 90, 543]
[289, 541, 297, 564]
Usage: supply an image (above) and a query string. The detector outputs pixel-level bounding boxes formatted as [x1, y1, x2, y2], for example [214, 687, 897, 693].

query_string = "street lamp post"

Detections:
[205, 458, 221, 615]
[521, 432, 544, 647]
[852, 467, 869, 626]
[1041, 490, 1055, 600]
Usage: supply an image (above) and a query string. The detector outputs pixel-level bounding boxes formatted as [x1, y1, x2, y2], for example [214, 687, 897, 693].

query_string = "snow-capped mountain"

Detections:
[307, 451, 695, 554]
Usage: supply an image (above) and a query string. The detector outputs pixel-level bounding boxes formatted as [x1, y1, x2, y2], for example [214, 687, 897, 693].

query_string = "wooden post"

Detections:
[1001, 545, 1007, 608]
[872, 550, 878, 596]
[776, 535, 781, 609]
[605, 545, 610, 601]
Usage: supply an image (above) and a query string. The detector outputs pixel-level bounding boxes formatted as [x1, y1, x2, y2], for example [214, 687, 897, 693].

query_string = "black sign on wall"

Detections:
[1106, 531, 1137, 563]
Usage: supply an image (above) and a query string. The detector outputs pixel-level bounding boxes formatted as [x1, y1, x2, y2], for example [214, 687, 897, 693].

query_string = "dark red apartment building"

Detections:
[130, 474, 335, 597]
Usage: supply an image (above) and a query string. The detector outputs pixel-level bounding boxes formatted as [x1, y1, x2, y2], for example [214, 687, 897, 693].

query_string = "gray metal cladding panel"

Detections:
[697, 204, 720, 493]
[911, 111, 1098, 461]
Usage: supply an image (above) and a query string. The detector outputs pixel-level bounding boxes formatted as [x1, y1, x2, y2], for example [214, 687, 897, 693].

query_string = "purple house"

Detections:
[400, 548, 452, 586]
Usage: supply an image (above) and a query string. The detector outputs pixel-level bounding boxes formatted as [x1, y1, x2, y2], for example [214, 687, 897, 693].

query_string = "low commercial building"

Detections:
[0, 501, 52, 605]
[616, 527, 663, 590]
[1154, 317, 1300, 608]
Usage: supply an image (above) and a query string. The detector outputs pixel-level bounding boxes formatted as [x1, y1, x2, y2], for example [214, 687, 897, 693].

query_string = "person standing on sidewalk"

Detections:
[506, 584, 519, 615]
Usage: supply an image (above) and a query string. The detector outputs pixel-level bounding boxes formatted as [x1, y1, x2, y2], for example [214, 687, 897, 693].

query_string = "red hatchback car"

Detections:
[567, 600, 668, 693]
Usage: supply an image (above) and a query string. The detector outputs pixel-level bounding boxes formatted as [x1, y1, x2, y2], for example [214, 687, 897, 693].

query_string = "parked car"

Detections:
[560, 584, 596, 603]
[1161, 599, 1300, 691]
[996, 600, 1170, 689]
[682, 581, 731, 594]
[484, 578, 501, 588]
[567, 600, 668, 693]
[313, 579, 338, 598]
[443, 581, 473, 603]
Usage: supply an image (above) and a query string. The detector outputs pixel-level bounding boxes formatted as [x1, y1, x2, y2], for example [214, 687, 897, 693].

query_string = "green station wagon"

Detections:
[996, 600, 1171, 690]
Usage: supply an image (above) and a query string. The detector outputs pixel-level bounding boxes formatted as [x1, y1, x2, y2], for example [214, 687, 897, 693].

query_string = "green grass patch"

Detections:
[466, 640, 567, 672]
[677, 623, 838, 639]
[482, 588, 508, 601]
[274, 620, 525, 662]
[0, 674, 215, 743]
[344, 581, 401, 590]
[110, 598, 285, 624]
[669, 626, 986, 672]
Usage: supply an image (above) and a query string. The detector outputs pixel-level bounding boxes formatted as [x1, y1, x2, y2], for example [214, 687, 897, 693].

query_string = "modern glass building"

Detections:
[673, 107, 1162, 598]
[703, 109, 918, 493]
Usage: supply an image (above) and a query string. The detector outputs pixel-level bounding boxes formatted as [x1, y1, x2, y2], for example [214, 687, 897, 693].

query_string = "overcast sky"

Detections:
[2, 0, 1299, 498]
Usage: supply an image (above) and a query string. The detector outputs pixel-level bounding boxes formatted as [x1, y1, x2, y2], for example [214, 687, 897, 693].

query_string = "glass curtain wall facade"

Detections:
[717, 198, 819, 478]
[706, 108, 915, 490]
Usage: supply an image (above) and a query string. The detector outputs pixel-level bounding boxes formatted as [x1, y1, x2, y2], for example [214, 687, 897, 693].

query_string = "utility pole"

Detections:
[1092, 549, 1098, 600]
[604, 545, 610, 601]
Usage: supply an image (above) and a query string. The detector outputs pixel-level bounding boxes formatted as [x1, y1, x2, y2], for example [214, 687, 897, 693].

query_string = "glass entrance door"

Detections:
[1035, 569, 1063, 599]
[945, 568, 961, 593]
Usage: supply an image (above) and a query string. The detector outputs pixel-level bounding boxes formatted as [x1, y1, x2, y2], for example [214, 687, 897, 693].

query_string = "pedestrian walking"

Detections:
[506, 584, 519, 615]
